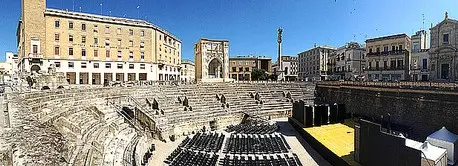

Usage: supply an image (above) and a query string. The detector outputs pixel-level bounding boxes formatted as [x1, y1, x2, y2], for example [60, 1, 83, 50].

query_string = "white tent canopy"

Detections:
[406, 139, 447, 166]
[427, 127, 458, 166]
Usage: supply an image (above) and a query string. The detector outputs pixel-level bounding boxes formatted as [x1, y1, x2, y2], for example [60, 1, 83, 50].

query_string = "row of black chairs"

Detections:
[164, 148, 183, 164]
[223, 134, 290, 154]
[225, 123, 278, 134]
[181, 132, 225, 152]
[220, 153, 303, 166]
[167, 149, 219, 166]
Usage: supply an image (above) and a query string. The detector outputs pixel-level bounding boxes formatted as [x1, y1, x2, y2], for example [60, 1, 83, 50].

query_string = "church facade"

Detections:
[429, 12, 458, 82]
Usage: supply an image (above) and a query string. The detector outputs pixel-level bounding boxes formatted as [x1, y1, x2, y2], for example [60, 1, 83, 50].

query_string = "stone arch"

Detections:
[41, 86, 50, 90]
[31, 65, 41, 73]
[208, 58, 223, 79]
[57, 85, 64, 89]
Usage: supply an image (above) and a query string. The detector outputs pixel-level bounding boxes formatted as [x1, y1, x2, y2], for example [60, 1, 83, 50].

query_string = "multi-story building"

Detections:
[272, 55, 298, 81]
[410, 30, 430, 81]
[0, 52, 20, 83]
[180, 60, 195, 83]
[327, 42, 366, 80]
[194, 38, 230, 82]
[429, 12, 458, 82]
[229, 56, 272, 81]
[365, 34, 411, 81]
[298, 45, 336, 81]
[17, 0, 181, 85]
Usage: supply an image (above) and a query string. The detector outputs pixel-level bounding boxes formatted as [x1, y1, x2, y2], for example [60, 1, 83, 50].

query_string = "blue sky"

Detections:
[0, 0, 457, 62]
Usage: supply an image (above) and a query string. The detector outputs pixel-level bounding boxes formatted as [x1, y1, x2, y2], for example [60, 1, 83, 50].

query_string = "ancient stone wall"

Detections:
[315, 85, 458, 140]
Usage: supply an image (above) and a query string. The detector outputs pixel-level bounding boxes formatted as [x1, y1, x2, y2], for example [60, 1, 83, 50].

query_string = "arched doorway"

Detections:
[208, 58, 222, 79]
[31, 65, 40, 73]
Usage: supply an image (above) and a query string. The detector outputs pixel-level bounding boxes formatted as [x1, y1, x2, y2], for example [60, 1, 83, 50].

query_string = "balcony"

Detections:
[28, 53, 43, 59]
[366, 50, 407, 57]
[365, 66, 406, 71]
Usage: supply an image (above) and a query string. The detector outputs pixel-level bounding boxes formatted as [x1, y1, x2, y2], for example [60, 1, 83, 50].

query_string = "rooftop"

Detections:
[365, 34, 409, 43]
[230, 55, 272, 60]
[44, 8, 180, 42]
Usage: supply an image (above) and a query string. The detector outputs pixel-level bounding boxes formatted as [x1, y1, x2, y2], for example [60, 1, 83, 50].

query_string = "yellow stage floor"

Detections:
[304, 120, 361, 166]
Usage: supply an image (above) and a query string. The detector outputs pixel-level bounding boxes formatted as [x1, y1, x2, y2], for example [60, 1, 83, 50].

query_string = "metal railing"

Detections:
[317, 81, 458, 91]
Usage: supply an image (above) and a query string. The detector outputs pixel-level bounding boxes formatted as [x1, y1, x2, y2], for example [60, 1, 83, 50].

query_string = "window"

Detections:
[399, 45, 403, 50]
[129, 64, 134, 69]
[117, 51, 122, 59]
[384, 61, 387, 68]
[82, 36, 86, 43]
[376, 47, 380, 53]
[54, 46, 60, 55]
[159, 35, 162, 40]
[140, 52, 144, 60]
[68, 62, 74, 68]
[391, 60, 396, 69]
[117, 63, 123, 69]
[117, 39, 121, 46]
[129, 51, 133, 59]
[68, 48, 73, 56]
[397, 60, 403, 68]
[422, 59, 428, 70]
[232, 67, 236, 72]
[105, 63, 111, 68]
[82, 48, 86, 57]
[54, 20, 60, 28]
[368, 62, 372, 69]
[82, 23, 86, 31]
[375, 61, 379, 69]
[140, 64, 145, 69]
[392, 46, 396, 51]
[106, 50, 110, 58]
[69, 35, 73, 42]
[105, 26, 110, 34]
[369, 48, 372, 53]
[93, 63, 99, 68]
[443, 34, 449, 43]
[105, 39, 110, 46]
[129, 40, 133, 47]
[239, 67, 243, 72]
[54, 62, 61, 68]
[140, 41, 144, 49]
[55, 34, 59, 41]
[33, 45, 38, 54]
[140, 30, 145, 36]
[117, 28, 121, 35]
[94, 38, 98, 44]
[94, 50, 98, 57]
[245, 67, 249, 72]
[81, 62, 87, 68]
[68, 21, 73, 29]
[129, 29, 134, 36]
[384, 46, 388, 52]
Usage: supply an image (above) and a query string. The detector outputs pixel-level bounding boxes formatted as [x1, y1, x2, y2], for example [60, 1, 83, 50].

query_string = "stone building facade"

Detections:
[410, 30, 430, 81]
[229, 56, 272, 81]
[180, 60, 195, 83]
[272, 56, 298, 81]
[429, 12, 458, 82]
[327, 42, 366, 80]
[298, 45, 336, 81]
[17, 0, 181, 84]
[365, 34, 411, 81]
[194, 38, 230, 82]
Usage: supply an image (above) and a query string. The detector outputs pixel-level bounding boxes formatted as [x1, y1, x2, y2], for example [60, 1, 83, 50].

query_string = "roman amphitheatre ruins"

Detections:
[0, 68, 324, 166]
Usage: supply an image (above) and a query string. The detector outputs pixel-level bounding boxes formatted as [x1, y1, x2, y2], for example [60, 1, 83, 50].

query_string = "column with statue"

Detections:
[277, 27, 284, 81]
